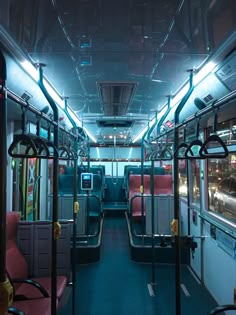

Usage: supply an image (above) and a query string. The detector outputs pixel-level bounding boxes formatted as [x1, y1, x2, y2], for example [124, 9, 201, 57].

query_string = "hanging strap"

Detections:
[34, 117, 50, 159]
[8, 110, 38, 158]
[200, 112, 228, 159]
[185, 120, 205, 160]
[174, 128, 189, 159]
[8, 134, 37, 158]
[45, 124, 58, 159]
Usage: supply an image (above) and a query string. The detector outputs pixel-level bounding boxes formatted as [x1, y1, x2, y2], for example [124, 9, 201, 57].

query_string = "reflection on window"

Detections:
[191, 160, 200, 205]
[207, 118, 236, 146]
[208, 153, 236, 223]
[179, 160, 187, 197]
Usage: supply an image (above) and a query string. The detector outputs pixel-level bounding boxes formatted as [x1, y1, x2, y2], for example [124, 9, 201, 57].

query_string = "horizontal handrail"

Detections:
[199, 214, 236, 240]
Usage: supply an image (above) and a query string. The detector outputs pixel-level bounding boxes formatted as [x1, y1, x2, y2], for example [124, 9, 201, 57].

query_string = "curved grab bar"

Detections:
[185, 139, 206, 160]
[8, 307, 25, 315]
[160, 146, 173, 160]
[8, 134, 38, 158]
[199, 134, 228, 159]
[58, 146, 73, 160]
[208, 304, 236, 314]
[174, 142, 189, 159]
[44, 140, 59, 159]
[26, 136, 50, 159]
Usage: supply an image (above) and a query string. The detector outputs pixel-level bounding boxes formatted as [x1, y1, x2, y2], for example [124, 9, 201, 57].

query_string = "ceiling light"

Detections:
[67, 107, 82, 127]
[21, 60, 65, 109]
[83, 126, 97, 143]
[194, 61, 216, 86]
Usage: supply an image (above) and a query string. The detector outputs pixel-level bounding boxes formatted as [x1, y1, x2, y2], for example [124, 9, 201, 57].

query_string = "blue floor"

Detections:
[61, 216, 217, 315]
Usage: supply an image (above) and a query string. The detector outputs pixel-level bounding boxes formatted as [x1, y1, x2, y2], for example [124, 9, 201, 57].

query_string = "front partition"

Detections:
[48, 194, 87, 234]
[145, 195, 174, 235]
[17, 220, 72, 278]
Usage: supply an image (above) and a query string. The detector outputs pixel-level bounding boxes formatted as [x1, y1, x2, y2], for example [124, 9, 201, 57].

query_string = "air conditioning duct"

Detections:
[97, 81, 137, 116]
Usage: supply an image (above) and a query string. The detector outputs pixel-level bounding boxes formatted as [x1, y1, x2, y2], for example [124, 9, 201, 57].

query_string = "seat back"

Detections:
[154, 175, 173, 194]
[129, 174, 150, 216]
[6, 212, 29, 280]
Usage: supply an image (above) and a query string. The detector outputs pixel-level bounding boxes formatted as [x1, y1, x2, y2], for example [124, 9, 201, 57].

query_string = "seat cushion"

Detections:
[9, 298, 53, 315]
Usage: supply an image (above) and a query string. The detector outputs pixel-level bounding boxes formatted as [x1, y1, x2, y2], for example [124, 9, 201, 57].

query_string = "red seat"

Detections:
[129, 175, 150, 216]
[154, 175, 173, 194]
[6, 212, 67, 300]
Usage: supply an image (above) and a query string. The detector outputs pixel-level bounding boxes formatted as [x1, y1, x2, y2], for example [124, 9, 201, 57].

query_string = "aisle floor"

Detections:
[61, 215, 217, 315]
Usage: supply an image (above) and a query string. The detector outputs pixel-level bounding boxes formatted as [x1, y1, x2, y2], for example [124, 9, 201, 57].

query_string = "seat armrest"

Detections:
[13, 279, 49, 298]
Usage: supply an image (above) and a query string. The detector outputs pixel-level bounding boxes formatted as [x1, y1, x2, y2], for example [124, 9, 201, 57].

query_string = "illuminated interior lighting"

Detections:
[67, 107, 82, 127]
[21, 60, 65, 109]
[152, 79, 166, 83]
[132, 117, 156, 143]
[21, 60, 38, 81]
[83, 126, 97, 143]
[171, 84, 189, 108]
[165, 120, 174, 128]
[128, 148, 133, 159]
[96, 147, 100, 159]
[194, 61, 216, 86]
[43, 80, 65, 109]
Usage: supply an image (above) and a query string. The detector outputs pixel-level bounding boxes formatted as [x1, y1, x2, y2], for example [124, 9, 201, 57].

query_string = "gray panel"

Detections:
[33, 221, 71, 278]
[33, 222, 52, 277]
[17, 223, 34, 276]
[146, 195, 174, 235]
[48, 194, 62, 220]
[48, 194, 87, 235]
[61, 195, 74, 219]
[76, 196, 87, 235]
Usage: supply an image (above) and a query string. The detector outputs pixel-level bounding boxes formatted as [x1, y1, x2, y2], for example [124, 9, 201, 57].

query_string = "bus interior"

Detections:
[0, 1, 236, 315]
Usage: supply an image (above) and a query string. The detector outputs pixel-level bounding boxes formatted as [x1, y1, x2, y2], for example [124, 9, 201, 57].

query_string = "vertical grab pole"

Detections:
[0, 51, 7, 284]
[0, 50, 13, 314]
[64, 98, 80, 315]
[140, 128, 148, 237]
[150, 97, 171, 287]
[150, 156, 155, 285]
[38, 64, 59, 315]
[173, 70, 194, 315]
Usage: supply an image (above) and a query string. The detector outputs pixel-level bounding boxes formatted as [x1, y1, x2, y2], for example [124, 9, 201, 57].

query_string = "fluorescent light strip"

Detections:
[133, 61, 217, 143]
[67, 107, 82, 127]
[83, 126, 97, 143]
[194, 61, 216, 86]
[21, 60, 64, 109]
[96, 147, 100, 159]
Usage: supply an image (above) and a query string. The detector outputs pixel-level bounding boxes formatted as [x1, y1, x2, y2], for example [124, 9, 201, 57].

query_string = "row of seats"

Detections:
[129, 174, 173, 216]
[123, 166, 165, 199]
[6, 212, 71, 315]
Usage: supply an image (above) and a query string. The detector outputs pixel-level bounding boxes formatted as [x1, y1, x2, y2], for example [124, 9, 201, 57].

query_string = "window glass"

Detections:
[191, 160, 200, 205]
[229, 178, 236, 193]
[208, 152, 236, 223]
[179, 160, 187, 197]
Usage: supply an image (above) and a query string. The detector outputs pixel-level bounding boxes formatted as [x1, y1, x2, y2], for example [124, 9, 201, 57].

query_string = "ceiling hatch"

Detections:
[97, 81, 137, 116]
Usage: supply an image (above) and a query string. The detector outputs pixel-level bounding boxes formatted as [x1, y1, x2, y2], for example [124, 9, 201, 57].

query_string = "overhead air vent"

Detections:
[97, 82, 137, 116]
[97, 119, 133, 128]
[203, 94, 214, 104]
[21, 91, 32, 102]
